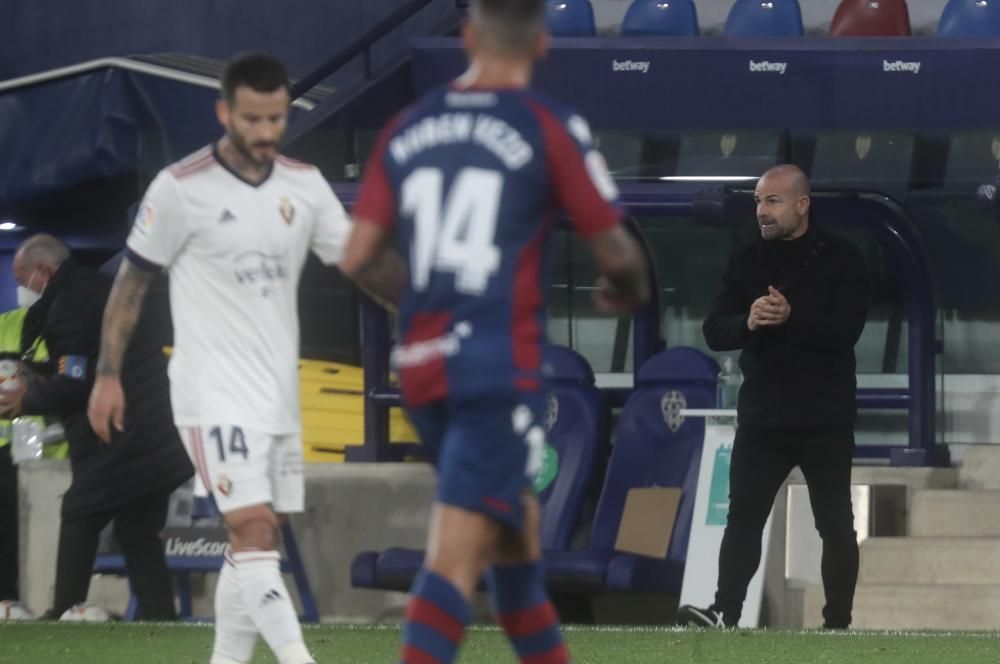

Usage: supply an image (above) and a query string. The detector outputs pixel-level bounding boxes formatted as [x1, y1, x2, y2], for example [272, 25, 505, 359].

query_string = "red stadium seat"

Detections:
[829, 0, 911, 37]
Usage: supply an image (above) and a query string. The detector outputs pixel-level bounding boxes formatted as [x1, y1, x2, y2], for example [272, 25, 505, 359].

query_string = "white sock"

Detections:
[211, 554, 258, 664]
[230, 549, 314, 664]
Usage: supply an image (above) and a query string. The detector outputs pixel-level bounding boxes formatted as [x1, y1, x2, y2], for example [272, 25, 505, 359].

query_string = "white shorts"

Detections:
[178, 424, 304, 514]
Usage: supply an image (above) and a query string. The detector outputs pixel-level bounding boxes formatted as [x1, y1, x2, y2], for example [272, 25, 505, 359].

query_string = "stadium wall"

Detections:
[1, 0, 956, 82]
[18, 461, 439, 622]
[0, 0, 456, 80]
[18, 458, 961, 626]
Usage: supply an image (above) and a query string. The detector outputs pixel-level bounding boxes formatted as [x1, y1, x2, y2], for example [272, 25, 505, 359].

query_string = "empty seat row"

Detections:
[595, 128, 1000, 191]
[296, 127, 1000, 192]
[548, 0, 1000, 38]
[352, 345, 719, 596]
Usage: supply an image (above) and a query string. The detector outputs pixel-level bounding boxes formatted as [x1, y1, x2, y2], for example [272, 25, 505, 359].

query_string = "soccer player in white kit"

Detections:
[87, 53, 375, 664]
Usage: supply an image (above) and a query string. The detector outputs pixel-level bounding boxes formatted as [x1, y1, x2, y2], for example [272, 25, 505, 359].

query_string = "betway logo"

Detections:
[883, 60, 921, 74]
[612, 60, 650, 74]
[165, 536, 229, 557]
[749, 60, 787, 75]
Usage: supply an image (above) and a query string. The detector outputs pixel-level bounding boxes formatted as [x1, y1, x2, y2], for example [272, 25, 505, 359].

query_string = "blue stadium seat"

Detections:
[938, 0, 1000, 37]
[543, 347, 718, 594]
[545, 0, 597, 37]
[536, 345, 610, 550]
[351, 345, 610, 591]
[724, 0, 804, 37]
[621, 0, 700, 37]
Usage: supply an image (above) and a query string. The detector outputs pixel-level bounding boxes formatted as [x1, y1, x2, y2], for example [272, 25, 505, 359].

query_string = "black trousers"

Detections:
[52, 488, 177, 620]
[712, 425, 859, 628]
[0, 446, 18, 601]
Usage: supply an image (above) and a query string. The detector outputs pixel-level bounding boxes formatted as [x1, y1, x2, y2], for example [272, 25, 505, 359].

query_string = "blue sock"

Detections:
[399, 569, 471, 664]
[488, 562, 569, 663]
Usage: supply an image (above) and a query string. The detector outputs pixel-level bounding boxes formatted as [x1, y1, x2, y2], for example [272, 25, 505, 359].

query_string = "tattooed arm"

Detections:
[88, 258, 155, 442]
[340, 218, 406, 314]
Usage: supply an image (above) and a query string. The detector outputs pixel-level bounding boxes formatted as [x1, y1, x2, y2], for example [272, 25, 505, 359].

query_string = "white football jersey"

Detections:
[127, 146, 350, 434]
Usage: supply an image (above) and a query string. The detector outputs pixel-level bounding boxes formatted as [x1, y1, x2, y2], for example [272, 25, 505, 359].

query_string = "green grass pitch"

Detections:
[2, 623, 1000, 663]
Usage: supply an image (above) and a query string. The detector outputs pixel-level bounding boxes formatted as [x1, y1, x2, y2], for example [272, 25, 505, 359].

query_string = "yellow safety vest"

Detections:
[0, 308, 68, 460]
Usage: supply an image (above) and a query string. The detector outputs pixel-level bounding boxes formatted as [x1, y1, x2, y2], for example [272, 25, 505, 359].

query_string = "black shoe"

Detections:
[677, 604, 725, 628]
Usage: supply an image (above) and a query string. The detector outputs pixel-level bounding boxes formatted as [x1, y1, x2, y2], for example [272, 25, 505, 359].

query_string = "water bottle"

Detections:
[11, 417, 44, 463]
[716, 356, 743, 410]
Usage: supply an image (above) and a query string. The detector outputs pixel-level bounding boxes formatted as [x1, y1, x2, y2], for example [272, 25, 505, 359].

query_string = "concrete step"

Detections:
[859, 537, 1000, 585]
[803, 584, 1000, 630]
[960, 446, 1000, 490]
[909, 490, 1000, 537]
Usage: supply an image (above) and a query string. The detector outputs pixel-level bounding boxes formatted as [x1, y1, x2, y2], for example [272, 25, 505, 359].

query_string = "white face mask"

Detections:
[16, 285, 40, 308]
[16, 269, 43, 308]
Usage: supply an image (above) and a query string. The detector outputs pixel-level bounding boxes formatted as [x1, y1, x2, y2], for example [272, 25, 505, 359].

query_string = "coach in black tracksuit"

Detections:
[3, 235, 192, 619]
[688, 165, 868, 629]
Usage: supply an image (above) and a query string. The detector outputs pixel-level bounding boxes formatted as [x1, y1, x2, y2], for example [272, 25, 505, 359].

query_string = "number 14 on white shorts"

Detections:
[179, 425, 305, 514]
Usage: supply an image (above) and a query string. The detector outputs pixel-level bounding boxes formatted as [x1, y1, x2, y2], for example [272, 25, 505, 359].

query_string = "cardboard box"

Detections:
[614, 487, 683, 558]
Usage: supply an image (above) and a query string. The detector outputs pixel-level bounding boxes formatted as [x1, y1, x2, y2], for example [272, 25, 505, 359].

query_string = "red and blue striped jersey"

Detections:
[354, 84, 623, 406]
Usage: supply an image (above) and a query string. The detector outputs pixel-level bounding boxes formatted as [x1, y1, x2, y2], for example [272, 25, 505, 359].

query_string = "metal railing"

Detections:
[289, 0, 447, 101]
[332, 181, 947, 466]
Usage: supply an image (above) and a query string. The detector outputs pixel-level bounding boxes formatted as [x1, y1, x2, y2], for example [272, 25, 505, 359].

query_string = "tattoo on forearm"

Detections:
[351, 249, 406, 313]
[96, 261, 155, 376]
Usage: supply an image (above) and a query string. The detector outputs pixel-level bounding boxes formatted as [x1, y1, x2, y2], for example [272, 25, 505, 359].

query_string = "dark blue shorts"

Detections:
[407, 391, 545, 530]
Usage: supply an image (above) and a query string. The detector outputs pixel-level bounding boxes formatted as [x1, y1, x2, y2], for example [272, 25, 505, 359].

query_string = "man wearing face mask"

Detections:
[677, 165, 868, 630]
[0, 305, 67, 616]
[0, 234, 191, 619]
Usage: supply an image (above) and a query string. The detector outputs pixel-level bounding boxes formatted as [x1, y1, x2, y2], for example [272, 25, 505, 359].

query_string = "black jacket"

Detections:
[21, 258, 192, 519]
[702, 224, 868, 430]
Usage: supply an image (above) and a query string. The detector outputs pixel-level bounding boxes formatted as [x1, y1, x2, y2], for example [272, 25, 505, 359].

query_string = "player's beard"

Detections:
[227, 128, 277, 169]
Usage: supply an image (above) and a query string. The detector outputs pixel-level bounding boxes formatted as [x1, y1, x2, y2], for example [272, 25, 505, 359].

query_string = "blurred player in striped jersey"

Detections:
[341, 1, 650, 661]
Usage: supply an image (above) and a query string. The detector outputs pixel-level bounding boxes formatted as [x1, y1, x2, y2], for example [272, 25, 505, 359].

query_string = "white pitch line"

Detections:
[4, 621, 1000, 639]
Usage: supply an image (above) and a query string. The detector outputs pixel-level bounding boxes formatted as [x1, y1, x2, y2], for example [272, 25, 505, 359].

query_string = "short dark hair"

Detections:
[470, 0, 545, 54]
[221, 52, 290, 103]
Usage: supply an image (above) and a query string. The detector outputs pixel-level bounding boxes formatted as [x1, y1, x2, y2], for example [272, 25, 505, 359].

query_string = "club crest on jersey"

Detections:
[279, 197, 295, 225]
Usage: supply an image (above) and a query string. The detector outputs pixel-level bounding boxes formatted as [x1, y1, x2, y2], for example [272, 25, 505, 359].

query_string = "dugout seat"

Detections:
[723, 0, 804, 37]
[351, 345, 610, 591]
[543, 347, 717, 594]
[594, 130, 652, 179]
[545, 0, 597, 36]
[675, 130, 788, 179]
[621, 0, 699, 37]
[938, 0, 1000, 37]
[901, 129, 1000, 312]
[810, 130, 916, 193]
[942, 130, 1000, 188]
[829, 0, 911, 37]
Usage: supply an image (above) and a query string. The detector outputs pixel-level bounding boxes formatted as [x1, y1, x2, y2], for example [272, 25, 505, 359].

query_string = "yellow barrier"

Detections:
[164, 350, 417, 463]
[298, 359, 417, 463]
